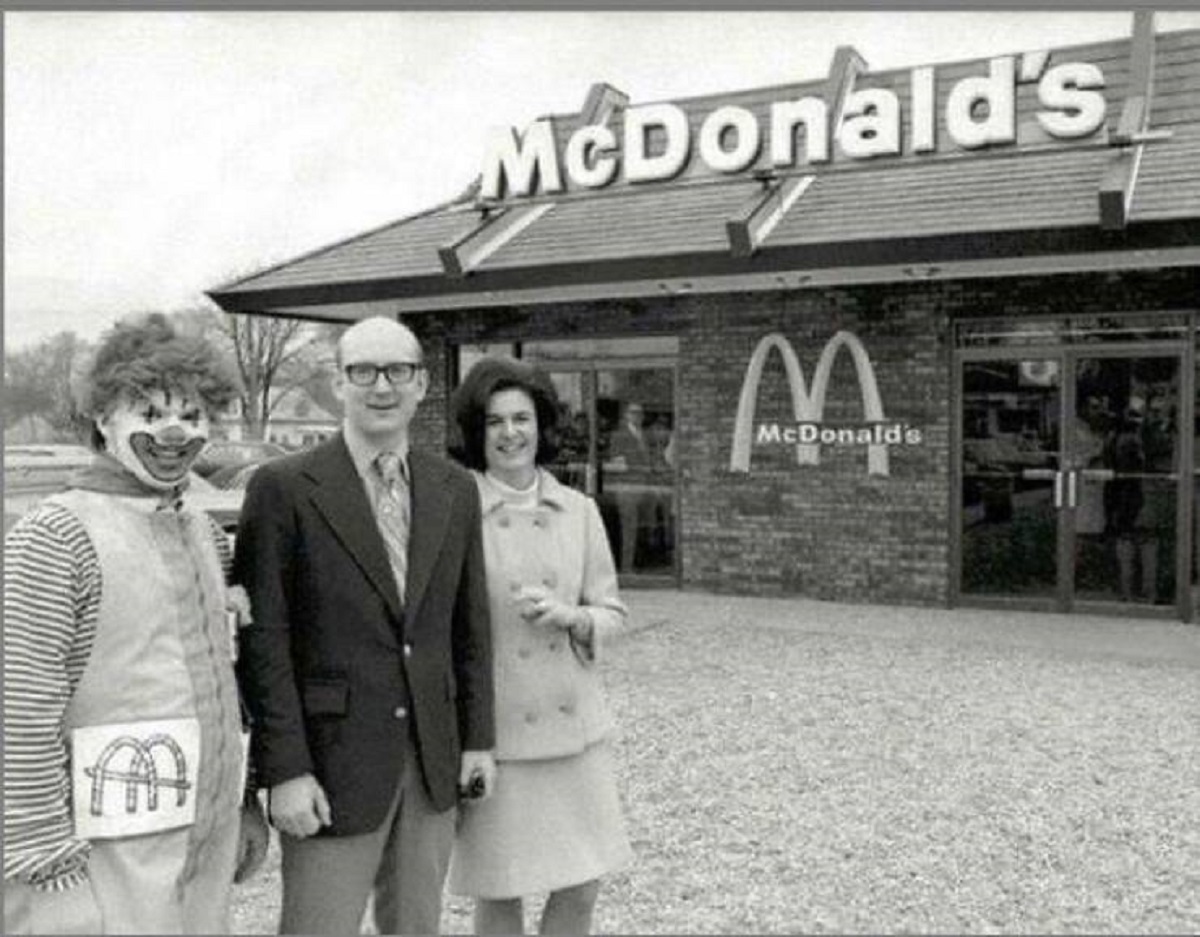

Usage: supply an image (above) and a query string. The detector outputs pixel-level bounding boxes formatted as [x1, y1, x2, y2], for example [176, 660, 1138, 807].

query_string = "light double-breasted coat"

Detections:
[475, 470, 627, 762]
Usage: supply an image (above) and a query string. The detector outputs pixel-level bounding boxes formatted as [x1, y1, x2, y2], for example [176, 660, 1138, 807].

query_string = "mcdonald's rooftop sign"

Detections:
[730, 331, 924, 476]
[482, 48, 1108, 200]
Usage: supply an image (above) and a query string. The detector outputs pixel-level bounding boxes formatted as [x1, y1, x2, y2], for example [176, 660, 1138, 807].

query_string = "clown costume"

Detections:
[2, 314, 268, 935]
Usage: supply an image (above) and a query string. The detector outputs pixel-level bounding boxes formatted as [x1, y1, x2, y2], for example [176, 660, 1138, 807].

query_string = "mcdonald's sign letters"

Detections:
[71, 717, 199, 839]
[730, 331, 922, 475]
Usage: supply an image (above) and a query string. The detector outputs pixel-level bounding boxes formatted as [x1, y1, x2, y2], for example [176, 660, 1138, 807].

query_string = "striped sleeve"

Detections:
[2, 503, 100, 892]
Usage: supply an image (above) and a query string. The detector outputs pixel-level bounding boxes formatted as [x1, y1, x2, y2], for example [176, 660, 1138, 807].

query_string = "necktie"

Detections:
[373, 451, 409, 605]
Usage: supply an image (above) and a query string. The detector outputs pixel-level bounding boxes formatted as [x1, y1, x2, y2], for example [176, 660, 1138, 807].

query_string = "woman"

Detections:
[447, 358, 633, 935]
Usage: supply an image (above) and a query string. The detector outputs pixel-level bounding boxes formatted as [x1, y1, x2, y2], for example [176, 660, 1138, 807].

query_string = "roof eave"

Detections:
[206, 218, 1200, 316]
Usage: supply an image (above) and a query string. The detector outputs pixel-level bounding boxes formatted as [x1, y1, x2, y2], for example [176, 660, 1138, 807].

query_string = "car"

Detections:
[192, 439, 287, 478]
[4, 444, 244, 540]
[207, 459, 271, 490]
[5, 445, 98, 524]
[182, 471, 244, 536]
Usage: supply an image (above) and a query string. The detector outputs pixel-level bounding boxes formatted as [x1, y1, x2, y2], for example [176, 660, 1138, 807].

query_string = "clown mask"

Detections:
[98, 388, 210, 491]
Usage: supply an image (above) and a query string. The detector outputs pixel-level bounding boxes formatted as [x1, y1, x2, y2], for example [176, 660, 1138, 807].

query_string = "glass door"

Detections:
[959, 357, 1063, 603]
[519, 338, 679, 585]
[595, 367, 676, 579]
[957, 347, 1188, 616]
[544, 371, 592, 493]
[1071, 354, 1182, 609]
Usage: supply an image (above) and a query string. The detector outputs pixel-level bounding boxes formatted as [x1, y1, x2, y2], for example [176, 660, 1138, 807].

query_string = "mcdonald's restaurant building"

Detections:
[209, 19, 1200, 623]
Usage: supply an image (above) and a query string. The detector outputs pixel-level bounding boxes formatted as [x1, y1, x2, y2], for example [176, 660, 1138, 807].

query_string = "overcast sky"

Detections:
[7, 8, 1200, 350]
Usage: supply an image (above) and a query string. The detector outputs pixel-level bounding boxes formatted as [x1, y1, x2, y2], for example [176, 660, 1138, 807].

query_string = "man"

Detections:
[3, 313, 268, 934]
[234, 315, 496, 935]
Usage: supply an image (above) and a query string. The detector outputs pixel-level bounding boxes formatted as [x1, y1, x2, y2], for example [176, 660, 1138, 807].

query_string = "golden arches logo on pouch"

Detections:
[71, 717, 201, 839]
[729, 331, 922, 476]
[84, 734, 191, 816]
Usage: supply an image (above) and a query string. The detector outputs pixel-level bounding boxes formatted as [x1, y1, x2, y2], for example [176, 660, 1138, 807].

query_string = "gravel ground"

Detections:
[232, 591, 1200, 935]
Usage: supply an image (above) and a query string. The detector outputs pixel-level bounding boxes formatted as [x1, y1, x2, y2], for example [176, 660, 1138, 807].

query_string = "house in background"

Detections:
[264, 382, 341, 449]
[215, 379, 341, 450]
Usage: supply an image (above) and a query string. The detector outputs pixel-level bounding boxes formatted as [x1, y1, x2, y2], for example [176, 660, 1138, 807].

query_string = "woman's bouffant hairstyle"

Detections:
[80, 313, 240, 450]
[449, 357, 560, 470]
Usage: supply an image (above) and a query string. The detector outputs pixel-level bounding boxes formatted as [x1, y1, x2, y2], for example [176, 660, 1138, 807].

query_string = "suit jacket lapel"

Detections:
[404, 450, 452, 622]
[304, 435, 403, 626]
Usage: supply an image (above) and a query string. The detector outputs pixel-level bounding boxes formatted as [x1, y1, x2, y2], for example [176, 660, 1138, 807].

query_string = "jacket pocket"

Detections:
[302, 677, 349, 716]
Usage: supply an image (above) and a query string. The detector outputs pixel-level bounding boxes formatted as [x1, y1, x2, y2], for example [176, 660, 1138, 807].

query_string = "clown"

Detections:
[3, 313, 268, 935]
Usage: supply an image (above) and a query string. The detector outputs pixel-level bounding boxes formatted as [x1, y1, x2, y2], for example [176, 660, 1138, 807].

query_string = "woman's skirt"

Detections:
[447, 740, 633, 898]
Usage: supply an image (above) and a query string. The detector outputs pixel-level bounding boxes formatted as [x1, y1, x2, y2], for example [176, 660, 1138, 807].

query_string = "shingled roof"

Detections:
[209, 23, 1200, 320]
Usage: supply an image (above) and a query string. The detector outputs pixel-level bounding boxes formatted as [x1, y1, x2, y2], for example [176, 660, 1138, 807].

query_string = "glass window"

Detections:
[956, 313, 1191, 348]
[523, 337, 678, 363]
[456, 342, 517, 384]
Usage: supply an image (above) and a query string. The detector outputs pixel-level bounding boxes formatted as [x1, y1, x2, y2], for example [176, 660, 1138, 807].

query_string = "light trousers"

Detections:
[278, 732, 456, 935]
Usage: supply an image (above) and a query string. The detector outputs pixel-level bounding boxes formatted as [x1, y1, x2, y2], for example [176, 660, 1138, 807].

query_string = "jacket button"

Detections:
[403, 643, 413, 658]
[525, 712, 538, 724]
[498, 516, 511, 528]
[518, 647, 532, 659]
[393, 706, 408, 719]
[549, 641, 561, 652]
[533, 516, 547, 528]
[559, 703, 575, 715]
[541, 573, 558, 588]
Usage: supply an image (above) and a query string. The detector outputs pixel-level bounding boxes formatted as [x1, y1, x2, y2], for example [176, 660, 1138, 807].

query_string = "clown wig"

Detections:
[81, 313, 240, 450]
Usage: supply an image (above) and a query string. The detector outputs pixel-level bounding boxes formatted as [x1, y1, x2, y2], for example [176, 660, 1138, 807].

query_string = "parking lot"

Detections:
[232, 589, 1200, 934]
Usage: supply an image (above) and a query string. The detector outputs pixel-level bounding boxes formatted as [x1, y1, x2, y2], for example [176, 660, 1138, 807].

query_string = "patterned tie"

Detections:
[373, 451, 410, 606]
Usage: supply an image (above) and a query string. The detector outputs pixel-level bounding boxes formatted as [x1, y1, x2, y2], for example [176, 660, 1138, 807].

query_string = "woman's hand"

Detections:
[515, 585, 585, 632]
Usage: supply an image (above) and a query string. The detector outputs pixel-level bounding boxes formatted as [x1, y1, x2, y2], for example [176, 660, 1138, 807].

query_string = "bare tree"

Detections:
[224, 314, 316, 439]
[3, 331, 89, 442]
[172, 307, 338, 440]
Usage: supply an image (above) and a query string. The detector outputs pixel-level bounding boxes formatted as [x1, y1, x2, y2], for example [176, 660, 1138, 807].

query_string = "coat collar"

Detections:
[477, 467, 569, 516]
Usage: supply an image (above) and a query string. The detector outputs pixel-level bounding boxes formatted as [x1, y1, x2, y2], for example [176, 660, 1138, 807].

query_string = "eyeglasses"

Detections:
[344, 362, 425, 387]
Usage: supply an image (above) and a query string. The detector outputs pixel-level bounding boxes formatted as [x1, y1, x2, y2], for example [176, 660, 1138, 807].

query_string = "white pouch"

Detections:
[71, 717, 200, 839]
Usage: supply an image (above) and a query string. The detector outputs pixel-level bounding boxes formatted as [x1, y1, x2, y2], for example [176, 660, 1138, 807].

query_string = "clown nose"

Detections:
[158, 425, 189, 445]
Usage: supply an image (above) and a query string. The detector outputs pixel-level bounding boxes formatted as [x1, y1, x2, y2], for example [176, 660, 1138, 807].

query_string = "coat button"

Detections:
[393, 706, 408, 719]
[549, 641, 561, 652]
[498, 516, 511, 528]
[533, 516, 546, 528]
[559, 702, 575, 715]
[518, 647, 532, 659]
[525, 712, 538, 724]
[541, 573, 558, 588]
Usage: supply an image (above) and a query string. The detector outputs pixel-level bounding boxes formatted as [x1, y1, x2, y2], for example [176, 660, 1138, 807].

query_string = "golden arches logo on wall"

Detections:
[730, 331, 921, 476]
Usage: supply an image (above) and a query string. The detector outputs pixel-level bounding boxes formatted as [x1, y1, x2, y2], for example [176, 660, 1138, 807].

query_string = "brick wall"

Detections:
[680, 285, 949, 604]
[402, 268, 1198, 608]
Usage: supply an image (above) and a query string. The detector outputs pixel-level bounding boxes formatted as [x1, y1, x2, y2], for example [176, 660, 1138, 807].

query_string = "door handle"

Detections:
[1054, 471, 1064, 509]
[1067, 470, 1077, 509]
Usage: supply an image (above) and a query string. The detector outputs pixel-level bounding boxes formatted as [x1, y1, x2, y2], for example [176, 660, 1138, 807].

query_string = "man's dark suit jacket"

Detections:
[233, 434, 494, 834]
